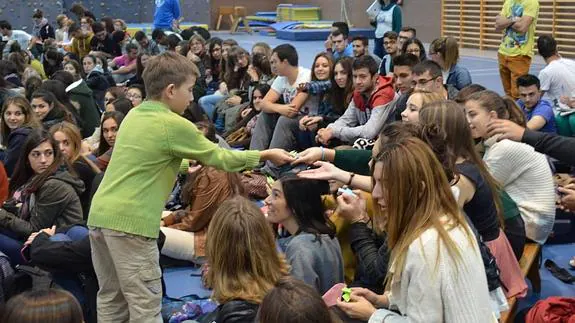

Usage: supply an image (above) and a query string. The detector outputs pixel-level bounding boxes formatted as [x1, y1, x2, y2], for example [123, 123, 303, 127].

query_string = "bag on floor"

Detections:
[0, 251, 14, 303]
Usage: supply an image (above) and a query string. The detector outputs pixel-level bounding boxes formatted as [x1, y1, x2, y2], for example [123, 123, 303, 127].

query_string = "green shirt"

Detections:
[87, 101, 260, 238]
[498, 0, 539, 57]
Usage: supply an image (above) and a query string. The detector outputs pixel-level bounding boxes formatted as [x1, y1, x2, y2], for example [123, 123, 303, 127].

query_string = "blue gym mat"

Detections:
[164, 266, 212, 299]
[277, 28, 375, 41]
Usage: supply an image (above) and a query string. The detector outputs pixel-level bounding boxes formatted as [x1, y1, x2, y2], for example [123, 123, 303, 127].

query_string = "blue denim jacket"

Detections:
[446, 64, 472, 90]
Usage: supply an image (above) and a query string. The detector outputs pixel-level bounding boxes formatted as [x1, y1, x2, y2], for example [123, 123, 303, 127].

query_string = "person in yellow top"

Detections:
[495, 0, 539, 100]
[68, 22, 93, 60]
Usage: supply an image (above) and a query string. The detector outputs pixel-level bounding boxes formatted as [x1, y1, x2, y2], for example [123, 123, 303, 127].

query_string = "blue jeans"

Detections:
[199, 93, 225, 120]
[0, 229, 24, 266]
[50, 226, 90, 306]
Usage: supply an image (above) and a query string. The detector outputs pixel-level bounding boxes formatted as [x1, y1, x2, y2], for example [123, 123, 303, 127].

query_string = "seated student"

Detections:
[160, 121, 245, 263]
[1, 289, 84, 322]
[68, 22, 93, 60]
[199, 46, 251, 120]
[398, 26, 417, 51]
[109, 42, 139, 83]
[516, 74, 557, 134]
[126, 84, 146, 107]
[91, 111, 124, 171]
[336, 137, 495, 323]
[400, 90, 444, 123]
[401, 37, 427, 61]
[265, 177, 344, 294]
[89, 22, 121, 59]
[106, 97, 133, 115]
[224, 84, 271, 148]
[126, 53, 151, 87]
[205, 196, 289, 322]
[63, 60, 84, 81]
[39, 80, 83, 131]
[82, 54, 112, 111]
[30, 90, 74, 130]
[250, 44, 311, 150]
[50, 122, 99, 220]
[263, 52, 334, 152]
[429, 37, 472, 90]
[0, 20, 33, 59]
[1, 96, 42, 177]
[464, 90, 556, 244]
[316, 55, 396, 146]
[133, 31, 160, 56]
[257, 277, 340, 323]
[352, 36, 382, 66]
[412, 60, 460, 100]
[0, 130, 84, 265]
[389, 53, 420, 121]
[378, 31, 400, 76]
[325, 22, 353, 60]
[299, 56, 354, 140]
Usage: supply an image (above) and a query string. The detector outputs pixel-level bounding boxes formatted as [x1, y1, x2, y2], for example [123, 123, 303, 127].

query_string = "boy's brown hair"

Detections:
[142, 52, 200, 100]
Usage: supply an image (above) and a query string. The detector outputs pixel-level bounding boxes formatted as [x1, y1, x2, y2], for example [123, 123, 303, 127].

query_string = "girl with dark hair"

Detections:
[39, 80, 85, 131]
[24, 76, 42, 101]
[100, 17, 115, 34]
[43, 48, 64, 79]
[92, 111, 125, 170]
[1, 96, 42, 176]
[265, 177, 344, 294]
[257, 277, 341, 323]
[30, 90, 74, 129]
[0, 129, 84, 265]
[401, 38, 426, 61]
[464, 91, 555, 245]
[50, 121, 99, 219]
[82, 54, 112, 110]
[126, 53, 150, 87]
[63, 60, 84, 80]
[1, 289, 84, 323]
[205, 37, 223, 91]
[106, 97, 134, 115]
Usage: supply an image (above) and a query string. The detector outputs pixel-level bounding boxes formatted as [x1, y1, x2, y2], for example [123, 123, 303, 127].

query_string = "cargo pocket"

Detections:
[139, 266, 162, 295]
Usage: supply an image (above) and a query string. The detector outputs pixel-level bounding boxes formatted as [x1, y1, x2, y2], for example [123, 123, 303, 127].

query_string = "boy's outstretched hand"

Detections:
[260, 149, 295, 166]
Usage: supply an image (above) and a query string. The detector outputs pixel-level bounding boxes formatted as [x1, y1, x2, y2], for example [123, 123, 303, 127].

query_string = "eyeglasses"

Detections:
[412, 76, 439, 87]
[383, 41, 396, 46]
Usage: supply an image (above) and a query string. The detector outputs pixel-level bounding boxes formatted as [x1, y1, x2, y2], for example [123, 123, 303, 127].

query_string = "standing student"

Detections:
[265, 177, 344, 294]
[370, 0, 402, 59]
[464, 90, 555, 244]
[336, 137, 495, 322]
[495, 0, 539, 99]
[153, 0, 181, 31]
[429, 37, 472, 90]
[87, 52, 293, 323]
[1, 96, 42, 176]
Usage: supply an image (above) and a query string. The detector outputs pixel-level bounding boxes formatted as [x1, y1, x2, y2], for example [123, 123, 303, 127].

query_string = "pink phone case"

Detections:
[322, 283, 346, 307]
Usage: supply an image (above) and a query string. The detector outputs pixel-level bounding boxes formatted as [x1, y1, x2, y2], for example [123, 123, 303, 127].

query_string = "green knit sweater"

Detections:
[87, 101, 260, 238]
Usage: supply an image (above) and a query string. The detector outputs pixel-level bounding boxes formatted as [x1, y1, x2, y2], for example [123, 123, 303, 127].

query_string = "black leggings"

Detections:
[505, 215, 526, 260]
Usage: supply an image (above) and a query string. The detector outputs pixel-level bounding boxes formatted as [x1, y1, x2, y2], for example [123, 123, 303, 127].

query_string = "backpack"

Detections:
[2, 264, 55, 302]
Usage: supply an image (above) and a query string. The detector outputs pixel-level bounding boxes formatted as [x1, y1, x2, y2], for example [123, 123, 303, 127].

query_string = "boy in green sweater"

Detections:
[87, 52, 293, 323]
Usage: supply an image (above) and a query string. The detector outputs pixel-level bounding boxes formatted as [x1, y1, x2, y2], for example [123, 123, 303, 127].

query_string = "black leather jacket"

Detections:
[202, 300, 258, 323]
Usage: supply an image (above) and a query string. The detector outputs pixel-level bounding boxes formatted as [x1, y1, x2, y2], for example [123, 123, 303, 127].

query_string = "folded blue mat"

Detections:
[164, 266, 212, 299]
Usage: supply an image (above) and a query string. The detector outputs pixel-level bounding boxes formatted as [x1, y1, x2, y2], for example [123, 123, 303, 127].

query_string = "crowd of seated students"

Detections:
[0, 5, 573, 322]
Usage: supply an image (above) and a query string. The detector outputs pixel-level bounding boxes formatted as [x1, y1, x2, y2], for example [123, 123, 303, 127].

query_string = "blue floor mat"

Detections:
[164, 266, 212, 299]
[517, 243, 575, 312]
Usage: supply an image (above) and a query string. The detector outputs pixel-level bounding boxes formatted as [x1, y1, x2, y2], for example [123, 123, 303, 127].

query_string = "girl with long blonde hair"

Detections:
[336, 137, 494, 322]
[205, 196, 289, 321]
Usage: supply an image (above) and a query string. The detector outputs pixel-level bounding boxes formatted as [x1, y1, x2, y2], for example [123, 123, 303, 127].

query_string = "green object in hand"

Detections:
[342, 287, 352, 302]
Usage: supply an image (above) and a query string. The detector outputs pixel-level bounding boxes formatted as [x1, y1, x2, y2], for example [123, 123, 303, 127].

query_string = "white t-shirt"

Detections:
[271, 67, 311, 106]
[539, 58, 575, 107]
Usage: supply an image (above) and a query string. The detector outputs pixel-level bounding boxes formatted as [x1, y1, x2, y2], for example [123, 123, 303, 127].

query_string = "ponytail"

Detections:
[430, 37, 460, 71]
[502, 96, 527, 127]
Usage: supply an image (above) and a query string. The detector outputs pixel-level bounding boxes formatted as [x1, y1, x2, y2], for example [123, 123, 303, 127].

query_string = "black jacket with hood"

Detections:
[3, 127, 33, 177]
[0, 170, 85, 239]
[84, 67, 112, 111]
[66, 79, 101, 138]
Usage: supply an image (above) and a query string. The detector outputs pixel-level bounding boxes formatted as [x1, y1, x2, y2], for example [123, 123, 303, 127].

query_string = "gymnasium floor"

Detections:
[182, 32, 575, 304]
